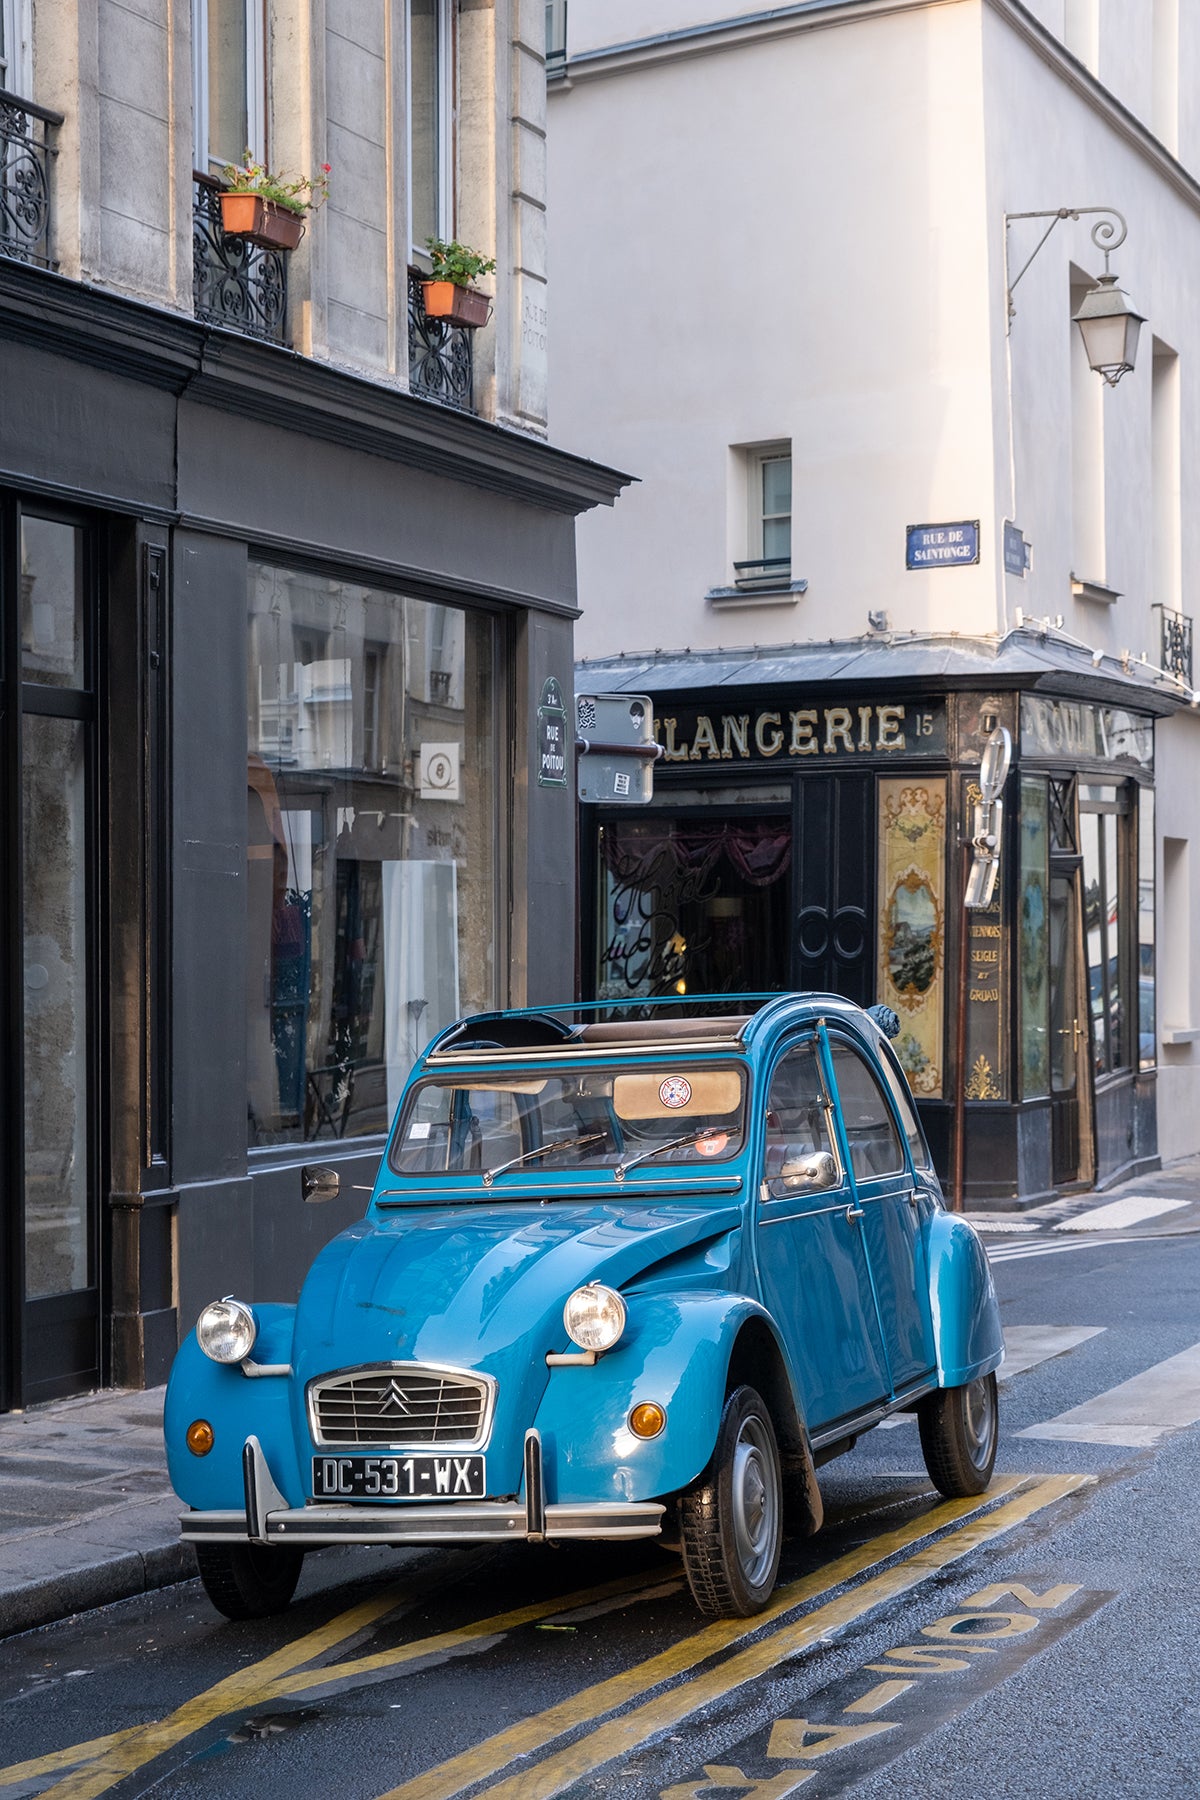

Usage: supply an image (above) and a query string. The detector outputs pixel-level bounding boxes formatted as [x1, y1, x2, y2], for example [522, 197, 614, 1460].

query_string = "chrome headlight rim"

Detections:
[563, 1282, 627, 1354]
[196, 1296, 258, 1365]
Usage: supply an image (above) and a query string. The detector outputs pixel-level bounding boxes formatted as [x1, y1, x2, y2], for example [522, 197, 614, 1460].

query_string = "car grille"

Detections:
[309, 1365, 493, 1448]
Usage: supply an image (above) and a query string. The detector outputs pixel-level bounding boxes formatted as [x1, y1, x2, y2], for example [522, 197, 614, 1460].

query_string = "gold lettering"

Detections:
[690, 715, 720, 760]
[661, 718, 689, 762]
[876, 704, 905, 750]
[789, 710, 819, 756]
[973, 950, 999, 964]
[972, 925, 1002, 939]
[858, 705, 873, 751]
[755, 711, 784, 757]
[722, 714, 750, 760]
[824, 707, 854, 754]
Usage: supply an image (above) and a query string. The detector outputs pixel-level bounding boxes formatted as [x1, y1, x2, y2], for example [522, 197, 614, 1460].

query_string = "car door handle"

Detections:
[845, 1204, 865, 1222]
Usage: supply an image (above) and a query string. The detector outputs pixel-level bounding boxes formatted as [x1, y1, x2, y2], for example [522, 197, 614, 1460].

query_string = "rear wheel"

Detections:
[917, 1372, 998, 1497]
[679, 1385, 782, 1617]
[195, 1542, 305, 1620]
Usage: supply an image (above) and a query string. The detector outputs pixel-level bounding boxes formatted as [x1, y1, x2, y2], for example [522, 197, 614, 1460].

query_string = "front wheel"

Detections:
[918, 1372, 998, 1497]
[679, 1384, 783, 1617]
[195, 1542, 305, 1620]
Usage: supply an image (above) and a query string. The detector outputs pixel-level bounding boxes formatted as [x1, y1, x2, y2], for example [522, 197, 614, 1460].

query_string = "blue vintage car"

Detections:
[165, 993, 1002, 1621]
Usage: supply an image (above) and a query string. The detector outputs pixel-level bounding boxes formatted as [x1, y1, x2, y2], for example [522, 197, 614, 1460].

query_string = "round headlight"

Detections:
[196, 1297, 257, 1365]
[563, 1283, 627, 1353]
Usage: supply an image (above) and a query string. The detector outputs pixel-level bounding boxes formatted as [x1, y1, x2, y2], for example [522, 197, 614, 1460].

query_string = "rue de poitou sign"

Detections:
[653, 698, 948, 764]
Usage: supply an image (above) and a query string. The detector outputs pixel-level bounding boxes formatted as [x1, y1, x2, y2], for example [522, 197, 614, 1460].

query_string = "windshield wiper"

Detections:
[481, 1133, 607, 1185]
[615, 1129, 725, 1181]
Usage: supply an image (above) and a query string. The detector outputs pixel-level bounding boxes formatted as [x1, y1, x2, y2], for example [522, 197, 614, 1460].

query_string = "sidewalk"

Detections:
[3, 1153, 1199, 1642]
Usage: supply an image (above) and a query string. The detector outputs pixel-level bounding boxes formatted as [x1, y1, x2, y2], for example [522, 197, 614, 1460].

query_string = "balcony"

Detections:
[192, 172, 288, 346]
[1154, 603, 1194, 687]
[0, 89, 62, 269]
[408, 269, 475, 413]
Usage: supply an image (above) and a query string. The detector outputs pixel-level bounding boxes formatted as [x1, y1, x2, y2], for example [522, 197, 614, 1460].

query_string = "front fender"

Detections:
[164, 1304, 304, 1510]
[532, 1292, 784, 1506]
[926, 1211, 1003, 1387]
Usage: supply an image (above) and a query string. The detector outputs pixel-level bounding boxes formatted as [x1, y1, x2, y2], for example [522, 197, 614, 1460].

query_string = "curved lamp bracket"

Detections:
[1004, 205, 1128, 327]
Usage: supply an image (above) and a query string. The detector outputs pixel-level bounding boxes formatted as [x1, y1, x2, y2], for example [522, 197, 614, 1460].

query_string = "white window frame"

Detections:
[191, 0, 265, 175]
[1, 0, 33, 98]
[408, 0, 455, 260]
[734, 442, 792, 588]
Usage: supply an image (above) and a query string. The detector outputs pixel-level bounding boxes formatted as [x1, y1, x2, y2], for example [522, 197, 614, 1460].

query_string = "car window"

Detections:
[828, 1042, 906, 1180]
[875, 1050, 934, 1171]
[764, 1042, 834, 1177]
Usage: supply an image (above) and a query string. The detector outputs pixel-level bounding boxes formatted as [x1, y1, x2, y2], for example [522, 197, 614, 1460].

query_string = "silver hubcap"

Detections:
[731, 1414, 779, 1587]
[962, 1376, 997, 1468]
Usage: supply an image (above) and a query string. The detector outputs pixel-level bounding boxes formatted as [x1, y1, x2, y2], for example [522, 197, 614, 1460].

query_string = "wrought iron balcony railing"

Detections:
[0, 88, 62, 269]
[192, 172, 288, 346]
[1154, 603, 1194, 687]
[408, 268, 475, 413]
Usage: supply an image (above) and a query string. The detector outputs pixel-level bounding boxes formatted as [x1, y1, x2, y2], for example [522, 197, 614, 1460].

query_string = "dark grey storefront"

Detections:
[0, 260, 626, 1412]
[578, 639, 1180, 1209]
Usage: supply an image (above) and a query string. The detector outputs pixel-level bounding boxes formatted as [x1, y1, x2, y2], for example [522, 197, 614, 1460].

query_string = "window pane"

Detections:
[1104, 810, 1122, 1066]
[830, 1044, 905, 1179]
[762, 516, 791, 562]
[761, 457, 791, 517]
[208, 0, 249, 166]
[246, 565, 497, 1145]
[21, 517, 84, 687]
[1139, 788, 1155, 1069]
[1019, 775, 1050, 1098]
[23, 716, 90, 1298]
[410, 0, 440, 250]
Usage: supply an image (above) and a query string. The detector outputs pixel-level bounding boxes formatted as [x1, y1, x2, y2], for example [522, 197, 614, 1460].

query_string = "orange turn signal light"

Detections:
[629, 1402, 666, 1439]
[186, 1419, 215, 1456]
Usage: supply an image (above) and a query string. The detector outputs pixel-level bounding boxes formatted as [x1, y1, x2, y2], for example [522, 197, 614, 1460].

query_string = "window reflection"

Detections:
[1080, 791, 1126, 1074]
[246, 564, 496, 1146]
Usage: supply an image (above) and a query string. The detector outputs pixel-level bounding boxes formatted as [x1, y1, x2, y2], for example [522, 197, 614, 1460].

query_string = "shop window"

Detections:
[1080, 785, 1132, 1075]
[410, 0, 454, 258]
[246, 564, 498, 1146]
[192, 0, 265, 172]
[1138, 789, 1155, 1069]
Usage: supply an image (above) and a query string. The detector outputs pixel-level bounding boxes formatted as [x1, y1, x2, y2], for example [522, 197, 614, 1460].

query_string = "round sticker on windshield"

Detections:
[696, 1132, 728, 1157]
[659, 1076, 692, 1109]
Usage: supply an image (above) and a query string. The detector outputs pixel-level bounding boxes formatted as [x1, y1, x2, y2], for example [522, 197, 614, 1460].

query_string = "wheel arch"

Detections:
[724, 1315, 824, 1538]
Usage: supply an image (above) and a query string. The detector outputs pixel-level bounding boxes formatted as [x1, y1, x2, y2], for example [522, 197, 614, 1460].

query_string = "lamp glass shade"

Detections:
[1072, 275, 1144, 383]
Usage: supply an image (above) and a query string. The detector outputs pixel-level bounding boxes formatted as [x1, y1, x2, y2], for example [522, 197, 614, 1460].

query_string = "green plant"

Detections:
[425, 236, 497, 288]
[221, 153, 332, 217]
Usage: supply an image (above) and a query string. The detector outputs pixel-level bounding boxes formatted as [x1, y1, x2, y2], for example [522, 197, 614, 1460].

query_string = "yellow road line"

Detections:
[377, 1475, 1091, 1800]
[0, 1568, 663, 1795]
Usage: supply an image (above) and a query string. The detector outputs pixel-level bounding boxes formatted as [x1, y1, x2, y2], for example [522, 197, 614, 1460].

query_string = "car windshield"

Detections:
[388, 1063, 748, 1178]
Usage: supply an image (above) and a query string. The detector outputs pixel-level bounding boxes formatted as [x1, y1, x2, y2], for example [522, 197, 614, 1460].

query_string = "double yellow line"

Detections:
[1, 1474, 1089, 1800]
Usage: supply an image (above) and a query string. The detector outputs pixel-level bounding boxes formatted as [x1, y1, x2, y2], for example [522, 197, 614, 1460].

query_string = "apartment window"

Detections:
[246, 565, 499, 1146]
[545, 1, 567, 75]
[410, 0, 454, 257]
[0, 0, 31, 94]
[735, 445, 791, 589]
[192, 0, 265, 171]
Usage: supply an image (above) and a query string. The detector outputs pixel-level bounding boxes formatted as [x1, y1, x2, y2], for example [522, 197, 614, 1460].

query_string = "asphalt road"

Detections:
[2, 1223, 1198, 1800]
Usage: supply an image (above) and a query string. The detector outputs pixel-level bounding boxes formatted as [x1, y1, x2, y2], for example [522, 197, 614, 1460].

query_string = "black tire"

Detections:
[918, 1372, 999, 1498]
[679, 1385, 783, 1617]
[195, 1542, 305, 1620]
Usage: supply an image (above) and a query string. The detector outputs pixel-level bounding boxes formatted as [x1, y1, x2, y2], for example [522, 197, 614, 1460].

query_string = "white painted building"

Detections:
[548, 0, 1200, 1203]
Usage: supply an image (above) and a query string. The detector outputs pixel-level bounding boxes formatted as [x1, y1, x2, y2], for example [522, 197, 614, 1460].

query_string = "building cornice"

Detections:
[0, 260, 632, 517]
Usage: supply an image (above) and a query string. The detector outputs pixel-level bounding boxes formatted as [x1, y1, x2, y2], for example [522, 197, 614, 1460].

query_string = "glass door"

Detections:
[1048, 866, 1094, 1188]
[1, 504, 100, 1408]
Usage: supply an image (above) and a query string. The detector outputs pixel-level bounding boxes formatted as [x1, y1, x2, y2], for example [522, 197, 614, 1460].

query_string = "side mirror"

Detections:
[779, 1150, 838, 1192]
[301, 1164, 340, 1203]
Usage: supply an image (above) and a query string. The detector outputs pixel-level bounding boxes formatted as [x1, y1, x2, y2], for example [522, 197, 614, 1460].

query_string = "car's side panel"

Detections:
[532, 1293, 794, 1504]
[164, 1306, 304, 1510]
[924, 1212, 1004, 1386]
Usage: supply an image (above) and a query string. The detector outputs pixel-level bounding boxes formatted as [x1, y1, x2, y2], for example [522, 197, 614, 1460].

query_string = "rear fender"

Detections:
[532, 1292, 810, 1508]
[926, 1211, 1004, 1387]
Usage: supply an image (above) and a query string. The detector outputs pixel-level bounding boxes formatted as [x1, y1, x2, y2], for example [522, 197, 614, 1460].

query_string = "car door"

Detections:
[826, 1036, 937, 1393]
[756, 1034, 890, 1432]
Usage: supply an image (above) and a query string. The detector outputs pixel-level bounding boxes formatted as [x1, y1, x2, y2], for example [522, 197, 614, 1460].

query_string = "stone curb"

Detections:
[0, 1539, 198, 1641]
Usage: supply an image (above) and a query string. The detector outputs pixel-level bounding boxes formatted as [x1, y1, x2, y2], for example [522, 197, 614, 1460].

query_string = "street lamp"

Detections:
[1005, 207, 1144, 384]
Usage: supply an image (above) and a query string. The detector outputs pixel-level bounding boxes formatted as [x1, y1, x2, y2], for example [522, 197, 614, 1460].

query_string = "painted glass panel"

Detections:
[876, 778, 945, 1098]
[1019, 774, 1050, 1098]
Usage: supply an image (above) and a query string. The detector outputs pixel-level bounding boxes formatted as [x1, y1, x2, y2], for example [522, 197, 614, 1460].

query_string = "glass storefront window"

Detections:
[1080, 786, 1127, 1075]
[246, 564, 498, 1146]
[1019, 775, 1049, 1098]
[1138, 787, 1155, 1070]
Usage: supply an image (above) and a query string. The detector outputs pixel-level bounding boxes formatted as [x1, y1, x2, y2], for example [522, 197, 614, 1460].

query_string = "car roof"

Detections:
[422, 992, 879, 1066]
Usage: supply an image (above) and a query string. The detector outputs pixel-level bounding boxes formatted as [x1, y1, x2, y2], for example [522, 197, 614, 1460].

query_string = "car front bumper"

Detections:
[180, 1432, 665, 1549]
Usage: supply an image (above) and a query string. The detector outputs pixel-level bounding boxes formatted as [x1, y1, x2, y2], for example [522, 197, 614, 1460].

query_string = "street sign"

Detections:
[575, 692, 661, 804]
[536, 676, 568, 787]
[1003, 519, 1030, 577]
[906, 520, 980, 569]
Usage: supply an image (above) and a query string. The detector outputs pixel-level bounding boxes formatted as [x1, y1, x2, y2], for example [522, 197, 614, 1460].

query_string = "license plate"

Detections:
[312, 1453, 486, 1501]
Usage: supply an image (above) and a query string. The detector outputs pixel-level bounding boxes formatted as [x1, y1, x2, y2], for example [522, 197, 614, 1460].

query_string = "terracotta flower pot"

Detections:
[219, 192, 306, 252]
[421, 280, 492, 329]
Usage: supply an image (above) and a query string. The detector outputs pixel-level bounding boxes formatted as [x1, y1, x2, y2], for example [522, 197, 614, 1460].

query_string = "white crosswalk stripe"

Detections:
[1017, 1342, 1200, 1447]
[987, 1236, 1159, 1263]
[1053, 1195, 1188, 1232]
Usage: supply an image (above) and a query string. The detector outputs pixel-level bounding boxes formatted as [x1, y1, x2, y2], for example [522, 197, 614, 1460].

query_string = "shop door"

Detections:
[1048, 867, 1093, 1188]
[1, 505, 100, 1409]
